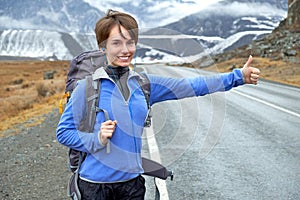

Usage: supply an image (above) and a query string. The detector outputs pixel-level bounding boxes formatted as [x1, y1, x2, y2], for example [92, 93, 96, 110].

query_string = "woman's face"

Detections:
[105, 25, 136, 67]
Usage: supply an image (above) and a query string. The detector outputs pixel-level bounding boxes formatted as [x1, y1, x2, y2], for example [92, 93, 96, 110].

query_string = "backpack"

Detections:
[59, 50, 173, 200]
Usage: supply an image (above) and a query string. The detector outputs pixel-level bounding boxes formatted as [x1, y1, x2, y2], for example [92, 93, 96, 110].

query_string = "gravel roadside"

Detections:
[0, 110, 70, 200]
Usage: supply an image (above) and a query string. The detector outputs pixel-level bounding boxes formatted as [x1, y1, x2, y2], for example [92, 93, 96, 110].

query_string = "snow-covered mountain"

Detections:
[0, 0, 104, 33]
[0, 0, 222, 32]
[0, 30, 96, 60]
[82, 0, 222, 29]
[142, 0, 287, 60]
[0, 0, 288, 62]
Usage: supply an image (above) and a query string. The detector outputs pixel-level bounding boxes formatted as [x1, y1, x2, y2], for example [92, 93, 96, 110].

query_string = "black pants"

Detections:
[78, 175, 146, 200]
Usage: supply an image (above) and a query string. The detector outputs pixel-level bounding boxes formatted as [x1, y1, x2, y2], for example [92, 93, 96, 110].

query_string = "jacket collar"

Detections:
[92, 67, 109, 80]
[92, 67, 141, 81]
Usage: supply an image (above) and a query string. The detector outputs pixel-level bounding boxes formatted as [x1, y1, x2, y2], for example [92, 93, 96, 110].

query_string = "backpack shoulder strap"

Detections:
[136, 73, 152, 127]
[79, 75, 101, 132]
[80, 75, 111, 153]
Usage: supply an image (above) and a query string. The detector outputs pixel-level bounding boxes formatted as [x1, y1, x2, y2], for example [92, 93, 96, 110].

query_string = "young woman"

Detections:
[57, 9, 260, 200]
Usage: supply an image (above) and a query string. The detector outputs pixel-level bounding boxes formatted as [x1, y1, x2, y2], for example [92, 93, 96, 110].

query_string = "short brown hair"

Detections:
[95, 9, 139, 49]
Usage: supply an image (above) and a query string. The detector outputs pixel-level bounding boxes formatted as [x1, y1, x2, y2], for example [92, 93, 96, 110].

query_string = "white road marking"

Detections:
[141, 66, 169, 200]
[233, 90, 300, 118]
[144, 127, 169, 200]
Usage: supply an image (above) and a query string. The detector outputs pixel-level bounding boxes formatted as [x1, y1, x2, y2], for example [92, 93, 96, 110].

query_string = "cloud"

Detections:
[205, 2, 287, 17]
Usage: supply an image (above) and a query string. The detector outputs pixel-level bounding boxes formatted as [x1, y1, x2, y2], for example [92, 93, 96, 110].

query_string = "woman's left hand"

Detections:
[241, 55, 260, 85]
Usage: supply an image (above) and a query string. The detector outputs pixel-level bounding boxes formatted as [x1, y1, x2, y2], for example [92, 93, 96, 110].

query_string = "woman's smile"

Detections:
[105, 25, 136, 67]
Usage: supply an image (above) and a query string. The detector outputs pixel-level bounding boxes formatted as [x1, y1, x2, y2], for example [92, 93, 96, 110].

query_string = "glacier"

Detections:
[0, 30, 98, 60]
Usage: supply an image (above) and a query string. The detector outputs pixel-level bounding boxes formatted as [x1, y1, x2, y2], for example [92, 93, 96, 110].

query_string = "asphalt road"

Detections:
[141, 64, 300, 200]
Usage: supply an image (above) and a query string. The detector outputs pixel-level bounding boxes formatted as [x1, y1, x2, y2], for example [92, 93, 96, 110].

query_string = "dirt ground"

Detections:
[0, 110, 70, 199]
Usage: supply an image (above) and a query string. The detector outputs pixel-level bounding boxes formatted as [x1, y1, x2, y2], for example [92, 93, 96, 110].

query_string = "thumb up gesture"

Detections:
[241, 55, 260, 85]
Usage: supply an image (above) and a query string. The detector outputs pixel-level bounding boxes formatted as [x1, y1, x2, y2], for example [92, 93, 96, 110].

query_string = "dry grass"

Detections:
[0, 60, 69, 136]
[0, 58, 299, 138]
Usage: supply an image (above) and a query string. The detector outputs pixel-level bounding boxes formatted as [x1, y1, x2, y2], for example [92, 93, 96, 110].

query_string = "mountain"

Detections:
[0, 0, 288, 61]
[199, 0, 300, 67]
[82, 0, 223, 29]
[141, 0, 287, 61]
[0, 30, 97, 60]
[0, 0, 104, 33]
[0, 0, 220, 32]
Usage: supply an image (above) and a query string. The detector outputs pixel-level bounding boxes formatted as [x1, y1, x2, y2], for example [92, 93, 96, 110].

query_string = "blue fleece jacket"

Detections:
[56, 67, 244, 183]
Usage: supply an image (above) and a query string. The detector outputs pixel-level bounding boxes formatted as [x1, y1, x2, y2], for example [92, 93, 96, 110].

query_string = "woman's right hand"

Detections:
[99, 120, 117, 145]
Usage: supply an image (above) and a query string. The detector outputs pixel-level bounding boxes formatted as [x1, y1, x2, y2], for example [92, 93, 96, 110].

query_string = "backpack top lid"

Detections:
[65, 50, 106, 94]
